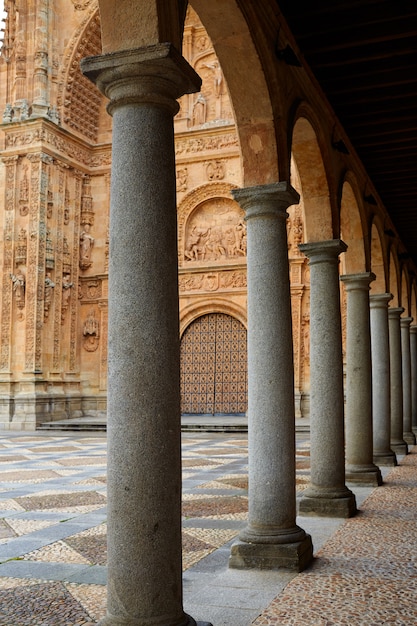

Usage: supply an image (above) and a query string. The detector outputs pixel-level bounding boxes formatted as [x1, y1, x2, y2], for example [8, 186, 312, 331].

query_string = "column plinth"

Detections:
[400, 316, 416, 445]
[82, 45, 211, 626]
[229, 183, 312, 572]
[298, 240, 356, 518]
[389, 307, 408, 455]
[410, 326, 417, 435]
[370, 294, 397, 466]
[340, 273, 382, 486]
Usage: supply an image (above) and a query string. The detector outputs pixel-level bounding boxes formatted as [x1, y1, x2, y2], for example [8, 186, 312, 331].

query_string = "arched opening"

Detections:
[180, 312, 247, 415]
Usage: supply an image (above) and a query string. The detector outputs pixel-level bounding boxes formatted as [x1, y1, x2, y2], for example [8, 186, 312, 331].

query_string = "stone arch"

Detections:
[388, 247, 401, 307]
[96, 0, 281, 185]
[411, 281, 417, 320]
[290, 109, 333, 242]
[400, 267, 411, 315]
[180, 298, 246, 336]
[180, 307, 248, 415]
[370, 215, 389, 294]
[340, 174, 368, 274]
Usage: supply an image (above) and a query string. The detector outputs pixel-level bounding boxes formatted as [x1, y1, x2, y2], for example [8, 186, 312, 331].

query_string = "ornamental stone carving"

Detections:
[10, 270, 25, 309]
[83, 308, 99, 352]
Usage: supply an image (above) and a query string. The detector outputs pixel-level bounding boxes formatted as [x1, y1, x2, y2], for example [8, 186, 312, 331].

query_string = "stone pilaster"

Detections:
[388, 307, 408, 455]
[400, 316, 416, 445]
[410, 325, 417, 435]
[298, 240, 356, 518]
[370, 294, 397, 466]
[229, 183, 312, 571]
[340, 273, 382, 486]
[82, 44, 211, 626]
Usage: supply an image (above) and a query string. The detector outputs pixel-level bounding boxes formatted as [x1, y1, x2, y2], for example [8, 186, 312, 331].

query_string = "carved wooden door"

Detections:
[180, 313, 247, 415]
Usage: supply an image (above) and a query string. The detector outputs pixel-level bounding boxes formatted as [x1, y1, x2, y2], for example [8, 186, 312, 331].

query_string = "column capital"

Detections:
[410, 325, 417, 335]
[388, 306, 405, 319]
[232, 182, 300, 221]
[400, 316, 413, 328]
[81, 43, 201, 116]
[299, 239, 347, 264]
[340, 272, 375, 290]
[370, 292, 393, 308]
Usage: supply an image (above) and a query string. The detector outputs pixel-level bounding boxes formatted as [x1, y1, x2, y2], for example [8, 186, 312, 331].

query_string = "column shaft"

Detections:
[299, 240, 356, 517]
[341, 273, 382, 486]
[410, 326, 417, 435]
[370, 294, 397, 466]
[400, 316, 416, 445]
[229, 183, 312, 572]
[82, 45, 210, 626]
[389, 307, 408, 455]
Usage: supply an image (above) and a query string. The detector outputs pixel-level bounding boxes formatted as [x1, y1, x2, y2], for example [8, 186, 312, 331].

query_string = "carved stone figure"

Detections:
[79, 223, 94, 270]
[11, 271, 25, 309]
[192, 93, 207, 125]
[44, 272, 55, 319]
[61, 274, 74, 322]
[83, 309, 100, 352]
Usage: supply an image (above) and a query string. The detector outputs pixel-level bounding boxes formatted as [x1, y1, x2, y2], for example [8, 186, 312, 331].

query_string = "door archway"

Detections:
[180, 312, 247, 415]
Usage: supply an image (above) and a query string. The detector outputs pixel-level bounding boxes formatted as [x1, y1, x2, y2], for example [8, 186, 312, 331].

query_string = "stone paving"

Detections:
[0, 431, 414, 624]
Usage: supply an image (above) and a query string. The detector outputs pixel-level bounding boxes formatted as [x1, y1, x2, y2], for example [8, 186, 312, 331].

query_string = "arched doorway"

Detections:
[180, 312, 247, 415]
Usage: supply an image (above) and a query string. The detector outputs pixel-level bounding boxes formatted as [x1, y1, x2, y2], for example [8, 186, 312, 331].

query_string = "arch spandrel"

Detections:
[370, 218, 388, 294]
[340, 178, 367, 274]
[291, 116, 333, 242]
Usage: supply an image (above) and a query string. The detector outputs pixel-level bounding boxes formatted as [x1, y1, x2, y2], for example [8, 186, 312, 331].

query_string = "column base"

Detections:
[98, 615, 211, 626]
[346, 465, 383, 487]
[299, 492, 357, 518]
[373, 450, 397, 467]
[404, 431, 416, 445]
[229, 534, 313, 572]
[391, 441, 408, 455]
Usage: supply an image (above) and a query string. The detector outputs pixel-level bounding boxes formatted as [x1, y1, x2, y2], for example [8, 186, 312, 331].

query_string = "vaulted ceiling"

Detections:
[278, 0, 417, 264]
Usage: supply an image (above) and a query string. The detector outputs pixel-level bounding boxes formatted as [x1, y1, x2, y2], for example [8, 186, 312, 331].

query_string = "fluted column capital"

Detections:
[81, 43, 201, 116]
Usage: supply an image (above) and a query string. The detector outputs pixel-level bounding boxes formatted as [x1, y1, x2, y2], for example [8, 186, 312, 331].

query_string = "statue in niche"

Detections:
[83, 309, 100, 352]
[44, 272, 55, 319]
[79, 223, 94, 270]
[61, 274, 74, 322]
[192, 93, 207, 125]
[10, 270, 25, 309]
[202, 60, 224, 97]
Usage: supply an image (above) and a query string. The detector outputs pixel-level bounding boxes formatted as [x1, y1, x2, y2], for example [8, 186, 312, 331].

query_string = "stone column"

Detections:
[82, 45, 211, 626]
[298, 240, 356, 518]
[389, 307, 408, 455]
[229, 183, 313, 572]
[401, 316, 416, 445]
[340, 273, 382, 486]
[410, 325, 417, 435]
[370, 294, 397, 466]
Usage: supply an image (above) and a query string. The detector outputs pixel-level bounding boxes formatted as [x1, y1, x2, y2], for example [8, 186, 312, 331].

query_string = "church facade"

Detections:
[0, 2, 313, 429]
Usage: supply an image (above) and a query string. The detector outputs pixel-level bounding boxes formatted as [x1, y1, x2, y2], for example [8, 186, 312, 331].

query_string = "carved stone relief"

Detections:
[83, 308, 99, 352]
[183, 198, 246, 264]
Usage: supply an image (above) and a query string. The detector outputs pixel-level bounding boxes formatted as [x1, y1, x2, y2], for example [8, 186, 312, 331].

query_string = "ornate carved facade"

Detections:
[0, 3, 311, 428]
